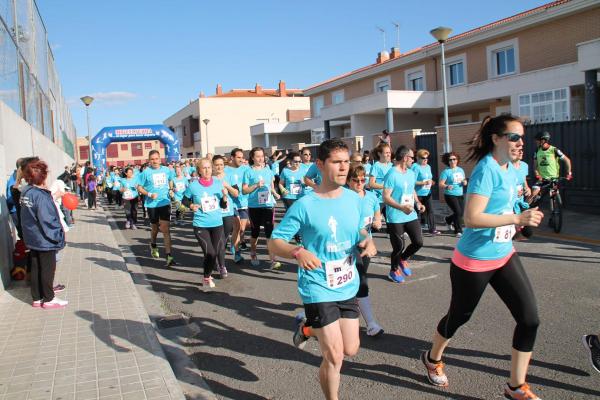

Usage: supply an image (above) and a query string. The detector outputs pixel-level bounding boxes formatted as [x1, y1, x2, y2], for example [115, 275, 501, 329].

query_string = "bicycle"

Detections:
[530, 177, 566, 233]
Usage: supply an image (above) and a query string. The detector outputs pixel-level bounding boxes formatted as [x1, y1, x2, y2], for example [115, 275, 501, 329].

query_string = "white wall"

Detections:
[0, 101, 75, 294]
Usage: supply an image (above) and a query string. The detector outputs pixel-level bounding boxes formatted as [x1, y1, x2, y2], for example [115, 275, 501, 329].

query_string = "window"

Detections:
[374, 76, 391, 93]
[487, 39, 519, 78]
[132, 143, 143, 157]
[79, 146, 89, 160]
[448, 62, 464, 86]
[518, 88, 569, 122]
[313, 96, 324, 117]
[120, 144, 128, 151]
[408, 72, 424, 91]
[107, 144, 118, 158]
[332, 90, 344, 105]
[193, 131, 200, 142]
[144, 143, 152, 149]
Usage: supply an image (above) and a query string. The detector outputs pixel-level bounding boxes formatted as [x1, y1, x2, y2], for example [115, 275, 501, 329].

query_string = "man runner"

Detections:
[136, 150, 177, 266]
[269, 139, 377, 400]
[227, 148, 250, 262]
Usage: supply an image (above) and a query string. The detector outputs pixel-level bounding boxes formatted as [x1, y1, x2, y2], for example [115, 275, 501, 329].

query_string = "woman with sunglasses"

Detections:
[439, 152, 467, 237]
[412, 149, 439, 235]
[279, 152, 305, 210]
[421, 115, 544, 400]
[347, 164, 384, 336]
[383, 146, 425, 284]
[368, 143, 394, 219]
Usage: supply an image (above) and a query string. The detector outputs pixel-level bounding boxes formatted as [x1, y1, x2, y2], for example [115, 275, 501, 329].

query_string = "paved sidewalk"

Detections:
[0, 207, 185, 400]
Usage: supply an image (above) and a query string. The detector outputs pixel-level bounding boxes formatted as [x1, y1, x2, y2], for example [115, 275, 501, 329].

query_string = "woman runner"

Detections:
[439, 152, 467, 237]
[120, 167, 139, 229]
[213, 155, 239, 278]
[411, 149, 439, 235]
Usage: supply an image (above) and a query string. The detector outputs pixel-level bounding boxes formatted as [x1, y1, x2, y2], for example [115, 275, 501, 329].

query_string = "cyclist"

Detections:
[531, 131, 572, 203]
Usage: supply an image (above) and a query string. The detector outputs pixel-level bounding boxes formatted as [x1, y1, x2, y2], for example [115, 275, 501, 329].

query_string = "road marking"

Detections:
[404, 274, 438, 284]
[535, 231, 600, 245]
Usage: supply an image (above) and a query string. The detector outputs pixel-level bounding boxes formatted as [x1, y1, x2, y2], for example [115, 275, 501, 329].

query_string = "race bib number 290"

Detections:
[152, 173, 167, 187]
[325, 256, 355, 289]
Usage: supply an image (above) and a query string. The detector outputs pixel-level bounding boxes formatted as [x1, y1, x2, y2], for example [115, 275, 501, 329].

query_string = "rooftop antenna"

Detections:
[392, 21, 400, 50]
[376, 26, 386, 51]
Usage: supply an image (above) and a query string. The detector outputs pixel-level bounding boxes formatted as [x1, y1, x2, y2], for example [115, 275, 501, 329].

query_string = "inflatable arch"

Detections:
[91, 124, 180, 172]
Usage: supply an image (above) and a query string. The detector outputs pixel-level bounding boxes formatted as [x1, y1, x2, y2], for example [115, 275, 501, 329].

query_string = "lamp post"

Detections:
[80, 96, 94, 163]
[430, 26, 453, 153]
[202, 118, 210, 156]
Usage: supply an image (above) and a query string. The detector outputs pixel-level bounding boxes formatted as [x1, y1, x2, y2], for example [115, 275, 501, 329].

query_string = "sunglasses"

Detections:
[406, 155, 415, 160]
[351, 178, 366, 183]
[499, 132, 523, 142]
[420, 157, 428, 160]
[292, 160, 301, 163]
[449, 158, 458, 161]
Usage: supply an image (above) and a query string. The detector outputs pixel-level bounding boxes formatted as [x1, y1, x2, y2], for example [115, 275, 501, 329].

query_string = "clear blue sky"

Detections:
[37, 0, 548, 137]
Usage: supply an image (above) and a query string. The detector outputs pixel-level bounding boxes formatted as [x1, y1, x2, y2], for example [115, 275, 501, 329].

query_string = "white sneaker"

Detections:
[250, 254, 260, 267]
[43, 297, 68, 309]
[366, 322, 384, 337]
[125, 221, 131, 229]
[203, 277, 215, 288]
[456, 232, 462, 238]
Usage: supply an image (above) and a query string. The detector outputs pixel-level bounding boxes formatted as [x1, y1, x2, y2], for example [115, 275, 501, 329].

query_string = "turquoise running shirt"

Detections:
[225, 165, 249, 209]
[243, 166, 275, 208]
[369, 161, 393, 203]
[217, 175, 236, 217]
[440, 167, 466, 196]
[411, 163, 433, 196]
[280, 167, 305, 200]
[183, 179, 225, 228]
[383, 167, 418, 224]
[137, 166, 175, 208]
[121, 177, 139, 200]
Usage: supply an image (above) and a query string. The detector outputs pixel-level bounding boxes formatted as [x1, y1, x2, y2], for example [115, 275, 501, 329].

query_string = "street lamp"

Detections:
[80, 96, 94, 164]
[202, 118, 210, 156]
[430, 26, 453, 153]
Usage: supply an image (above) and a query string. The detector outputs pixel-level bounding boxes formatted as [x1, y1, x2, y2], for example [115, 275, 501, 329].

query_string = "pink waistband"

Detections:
[451, 248, 515, 272]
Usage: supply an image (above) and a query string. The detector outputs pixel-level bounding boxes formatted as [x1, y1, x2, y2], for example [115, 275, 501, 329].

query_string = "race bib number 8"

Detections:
[325, 255, 355, 289]
[152, 173, 167, 187]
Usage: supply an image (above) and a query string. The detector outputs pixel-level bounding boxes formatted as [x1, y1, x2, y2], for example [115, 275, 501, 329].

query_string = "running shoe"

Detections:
[293, 313, 309, 349]
[131, 224, 137, 230]
[125, 221, 131, 229]
[270, 261, 282, 270]
[431, 230, 441, 235]
[250, 253, 260, 267]
[399, 259, 412, 276]
[42, 297, 68, 309]
[240, 241, 248, 251]
[388, 270, 405, 283]
[445, 216, 454, 232]
[150, 245, 160, 259]
[53, 284, 66, 293]
[234, 251, 244, 264]
[456, 232, 463, 238]
[202, 277, 216, 288]
[32, 300, 42, 308]
[229, 244, 235, 255]
[503, 383, 541, 400]
[165, 255, 177, 267]
[218, 265, 228, 279]
[582, 334, 600, 374]
[421, 351, 448, 387]
[366, 322, 384, 337]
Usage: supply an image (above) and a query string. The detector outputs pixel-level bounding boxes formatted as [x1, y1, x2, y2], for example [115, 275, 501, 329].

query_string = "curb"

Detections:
[103, 204, 217, 400]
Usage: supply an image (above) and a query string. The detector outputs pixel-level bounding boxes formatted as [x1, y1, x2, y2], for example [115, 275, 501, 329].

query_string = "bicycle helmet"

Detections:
[535, 131, 551, 141]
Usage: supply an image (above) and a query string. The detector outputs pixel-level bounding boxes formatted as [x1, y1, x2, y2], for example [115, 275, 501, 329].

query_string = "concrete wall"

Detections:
[0, 101, 74, 295]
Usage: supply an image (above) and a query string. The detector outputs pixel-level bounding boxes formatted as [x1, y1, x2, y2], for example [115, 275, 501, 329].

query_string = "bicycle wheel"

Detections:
[551, 193, 563, 233]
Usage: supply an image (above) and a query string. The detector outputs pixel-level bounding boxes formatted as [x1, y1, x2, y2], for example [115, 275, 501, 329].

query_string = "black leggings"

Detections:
[194, 226, 225, 277]
[444, 194, 464, 234]
[113, 190, 122, 206]
[87, 191, 96, 208]
[124, 198, 138, 224]
[248, 207, 274, 239]
[356, 255, 371, 298]
[437, 254, 539, 352]
[388, 219, 423, 271]
[222, 215, 235, 247]
[418, 194, 436, 233]
[30, 249, 57, 302]
[106, 188, 113, 204]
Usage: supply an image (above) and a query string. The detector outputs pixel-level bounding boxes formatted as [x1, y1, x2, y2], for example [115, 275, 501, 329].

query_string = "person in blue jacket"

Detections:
[19, 159, 67, 309]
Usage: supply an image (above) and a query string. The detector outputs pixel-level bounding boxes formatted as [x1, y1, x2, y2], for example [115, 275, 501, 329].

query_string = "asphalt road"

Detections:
[105, 200, 600, 400]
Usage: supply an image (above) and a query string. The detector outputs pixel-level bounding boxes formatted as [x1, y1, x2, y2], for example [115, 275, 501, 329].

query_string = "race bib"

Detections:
[152, 173, 167, 187]
[113, 181, 121, 189]
[453, 173, 463, 184]
[325, 255, 356, 289]
[175, 181, 186, 192]
[363, 216, 373, 229]
[221, 199, 231, 214]
[289, 183, 302, 195]
[201, 195, 219, 213]
[258, 190, 270, 205]
[494, 211, 516, 243]
[123, 190, 134, 200]
[516, 184, 523, 196]
[401, 194, 413, 205]
[422, 184, 431, 191]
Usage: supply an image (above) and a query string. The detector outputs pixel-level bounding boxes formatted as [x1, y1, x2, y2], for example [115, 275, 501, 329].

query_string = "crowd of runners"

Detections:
[7, 113, 599, 400]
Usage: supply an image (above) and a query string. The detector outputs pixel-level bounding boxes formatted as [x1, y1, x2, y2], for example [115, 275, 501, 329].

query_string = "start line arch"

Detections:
[91, 124, 180, 172]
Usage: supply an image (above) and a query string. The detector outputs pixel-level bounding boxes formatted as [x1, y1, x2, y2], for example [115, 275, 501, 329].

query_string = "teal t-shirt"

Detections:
[105, 175, 113, 189]
[456, 154, 518, 260]
[137, 166, 175, 208]
[111, 173, 122, 191]
[172, 176, 189, 201]
[411, 163, 433, 196]
[358, 190, 380, 234]
[243, 166, 275, 208]
[304, 163, 321, 193]
[280, 167, 305, 200]
[225, 165, 249, 209]
[383, 167, 418, 224]
[217, 175, 236, 217]
[440, 167, 466, 196]
[363, 163, 372, 176]
[121, 177, 139, 200]
[369, 161, 393, 203]
[513, 161, 529, 214]
[183, 179, 225, 228]
[271, 188, 363, 304]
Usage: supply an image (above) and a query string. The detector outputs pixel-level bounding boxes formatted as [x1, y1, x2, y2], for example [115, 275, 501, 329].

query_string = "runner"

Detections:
[120, 167, 139, 229]
[279, 151, 305, 210]
[242, 147, 281, 269]
[411, 149, 439, 235]
[362, 153, 372, 177]
[104, 169, 114, 205]
[213, 155, 239, 278]
[111, 168, 123, 207]
[513, 149, 533, 239]
[368, 143, 393, 220]
[268, 138, 377, 400]
[383, 146, 425, 284]
[227, 148, 250, 263]
[172, 165, 189, 226]
[439, 152, 467, 237]
[347, 163, 383, 336]
[182, 158, 228, 286]
[136, 150, 177, 266]
[421, 115, 544, 400]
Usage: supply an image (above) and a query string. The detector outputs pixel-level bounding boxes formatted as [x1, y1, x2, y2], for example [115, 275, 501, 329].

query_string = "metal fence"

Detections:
[0, 0, 76, 155]
[523, 119, 600, 213]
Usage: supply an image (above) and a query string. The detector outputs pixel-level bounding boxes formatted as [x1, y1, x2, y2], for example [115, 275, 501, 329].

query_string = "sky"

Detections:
[37, 0, 549, 137]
